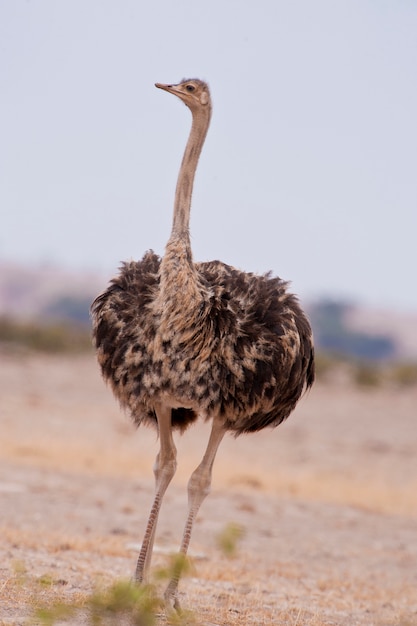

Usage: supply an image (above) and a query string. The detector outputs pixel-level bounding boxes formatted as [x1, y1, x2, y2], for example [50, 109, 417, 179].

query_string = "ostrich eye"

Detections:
[186, 84, 195, 92]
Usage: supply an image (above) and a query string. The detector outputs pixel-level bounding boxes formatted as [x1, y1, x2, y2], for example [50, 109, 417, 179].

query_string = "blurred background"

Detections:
[1, 5, 417, 621]
[1, 0, 417, 374]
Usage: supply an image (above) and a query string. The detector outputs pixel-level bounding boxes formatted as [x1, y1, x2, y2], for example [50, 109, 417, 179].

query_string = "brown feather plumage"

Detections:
[91, 247, 314, 435]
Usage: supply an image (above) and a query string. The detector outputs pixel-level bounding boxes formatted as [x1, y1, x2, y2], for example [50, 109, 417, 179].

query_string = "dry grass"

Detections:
[1, 571, 415, 626]
[1, 353, 417, 625]
[2, 435, 416, 517]
[2, 519, 416, 626]
[1, 539, 416, 625]
[0, 526, 128, 558]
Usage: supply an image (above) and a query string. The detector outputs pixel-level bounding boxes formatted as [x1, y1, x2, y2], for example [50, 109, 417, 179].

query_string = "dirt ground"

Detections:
[0, 351, 416, 625]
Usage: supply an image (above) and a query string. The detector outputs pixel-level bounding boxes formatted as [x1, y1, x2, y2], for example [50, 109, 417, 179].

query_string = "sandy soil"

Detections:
[0, 351, 416, 625]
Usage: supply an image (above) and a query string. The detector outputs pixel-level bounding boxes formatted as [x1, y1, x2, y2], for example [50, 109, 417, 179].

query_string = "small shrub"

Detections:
[154, 552, 193, 583]
[0, 316, 91, 353]
[216, 522, 245, 558]
[88, 580, 160, 625]
[34, 602, 77, 626]
[32, 556, 198, 625]
[389, 363, 417, 387]
[34, 580, 160, 626]
[313, 353, 336, 380]
[353, 363, 382, 388]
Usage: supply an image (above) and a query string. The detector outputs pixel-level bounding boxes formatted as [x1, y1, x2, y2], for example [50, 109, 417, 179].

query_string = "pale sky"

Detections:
[1, 1, 416, 312]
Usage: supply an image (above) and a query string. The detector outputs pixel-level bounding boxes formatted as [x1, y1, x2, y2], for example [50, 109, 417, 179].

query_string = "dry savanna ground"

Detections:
[0, 350, 416, 625]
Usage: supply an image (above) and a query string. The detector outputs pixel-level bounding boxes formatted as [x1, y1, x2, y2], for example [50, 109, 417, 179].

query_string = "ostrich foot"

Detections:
[164, 586, 181, 613]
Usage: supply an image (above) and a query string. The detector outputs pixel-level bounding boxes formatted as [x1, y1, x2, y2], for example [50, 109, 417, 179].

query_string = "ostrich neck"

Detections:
[157, 105, 211, 336]
[170, 107, 211, 239]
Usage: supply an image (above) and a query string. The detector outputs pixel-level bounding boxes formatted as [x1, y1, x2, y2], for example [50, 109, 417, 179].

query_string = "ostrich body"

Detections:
[91, 78, 314, 607]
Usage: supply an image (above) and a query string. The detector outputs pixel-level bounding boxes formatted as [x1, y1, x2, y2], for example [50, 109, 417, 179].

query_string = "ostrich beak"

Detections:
[155, 82, 179, 95]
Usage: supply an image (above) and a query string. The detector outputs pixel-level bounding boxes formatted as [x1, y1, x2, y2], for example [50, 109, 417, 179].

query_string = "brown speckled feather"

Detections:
[91, 247, 314, 435]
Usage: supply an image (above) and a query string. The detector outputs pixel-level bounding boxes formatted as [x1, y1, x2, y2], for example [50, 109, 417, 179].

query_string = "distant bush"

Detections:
[389, 362, 417, 387]
[353, 363, 383, 388]
[313, 350, 417, 389]
[0, 316, 92, 353]
[42, 296, 92, 324]
[313, 352, 347, 381]
[309, 300, 396, 361]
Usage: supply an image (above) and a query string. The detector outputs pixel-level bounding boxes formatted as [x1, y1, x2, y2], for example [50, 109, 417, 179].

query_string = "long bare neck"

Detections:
[170, 105, 211, 240]
[156, 103, 211, 339]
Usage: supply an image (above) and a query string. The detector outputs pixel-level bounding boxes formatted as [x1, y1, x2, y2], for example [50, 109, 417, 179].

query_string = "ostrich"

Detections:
[91, 78, 315, 608]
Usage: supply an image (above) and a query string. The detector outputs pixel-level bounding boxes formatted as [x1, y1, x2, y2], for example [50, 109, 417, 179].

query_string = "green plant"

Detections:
[87, 580, 160, 625]
[216, 522, 245, 558]
[33, 580, 160, 626]
[32, 553, 200, 626]
[153, 553, 193, 584]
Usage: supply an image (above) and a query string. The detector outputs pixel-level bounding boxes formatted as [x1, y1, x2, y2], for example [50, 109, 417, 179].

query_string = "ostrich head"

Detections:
[155, 78, 211, 114]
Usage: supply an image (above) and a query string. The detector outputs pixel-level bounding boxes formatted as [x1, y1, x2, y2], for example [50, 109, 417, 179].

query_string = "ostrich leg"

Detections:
[164, 417, 225, 609]
[135, 404, 177, 583]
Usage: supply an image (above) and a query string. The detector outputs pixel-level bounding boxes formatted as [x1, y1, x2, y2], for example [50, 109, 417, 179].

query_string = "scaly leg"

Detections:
[135, 404, 177, 584]
[164, 417, 225, 608]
